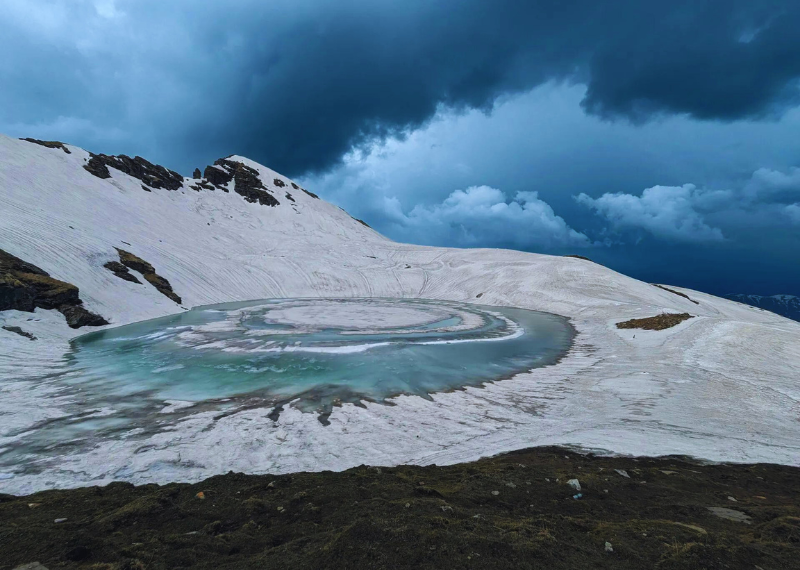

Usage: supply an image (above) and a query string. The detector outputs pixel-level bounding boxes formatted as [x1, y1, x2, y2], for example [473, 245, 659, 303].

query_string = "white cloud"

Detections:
[576, 184, 725, 242]
[785, 203, 800, 224]
[744, 167, 800, 200]
[385, 185, 590, 249]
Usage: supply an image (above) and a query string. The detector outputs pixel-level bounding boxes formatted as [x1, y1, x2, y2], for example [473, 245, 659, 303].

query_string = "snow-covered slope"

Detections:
[2, 134, 799, 493]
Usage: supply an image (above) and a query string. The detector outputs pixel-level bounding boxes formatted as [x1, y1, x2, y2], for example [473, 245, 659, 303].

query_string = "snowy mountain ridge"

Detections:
[1, 133, 800, 492]
[724, 293, 800, 322]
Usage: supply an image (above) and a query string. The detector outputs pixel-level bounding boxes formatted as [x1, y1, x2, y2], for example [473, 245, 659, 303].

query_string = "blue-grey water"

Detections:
[69, 298, 572, 407]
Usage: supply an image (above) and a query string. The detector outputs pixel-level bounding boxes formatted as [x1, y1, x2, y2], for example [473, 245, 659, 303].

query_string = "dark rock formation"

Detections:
[653, 284, 699, 305]
[2, 325, 36, 340]
[208, 159, 279, 207]
[355, 218, 371, 228]
[273, 178, 286, 188]
[83, 155, 111, 179]
[285, 193, 295, 202]
[302, 188, 320, 199]
[0, 249, 108, 328]
[83, 153, 183, 190]
[564, 255, 594, 262]
[291, 182, 299, 190]
[58, 304, 110, 328]
[115, 249, 181, 304]
[189, 180, 217, 192]
[103, 261, 142, 284]
[203, 164, 234, 187]
[193, 168, 202, 179]
[20, 138, 71, 154]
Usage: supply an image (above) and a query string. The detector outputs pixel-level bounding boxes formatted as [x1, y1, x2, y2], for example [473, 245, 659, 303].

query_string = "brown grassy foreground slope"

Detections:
[1, 447, 798, 569]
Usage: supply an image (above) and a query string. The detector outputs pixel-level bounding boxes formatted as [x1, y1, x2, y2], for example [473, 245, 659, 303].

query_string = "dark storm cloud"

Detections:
[3, 0, 800, 175]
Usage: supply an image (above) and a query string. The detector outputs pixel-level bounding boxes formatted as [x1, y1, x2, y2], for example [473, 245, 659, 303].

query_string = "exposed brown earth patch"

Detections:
[114, 249, 181, 304]
[0, 447, 797, 570]
[617, 313, 694, 331]
[0, 249, 108, 329]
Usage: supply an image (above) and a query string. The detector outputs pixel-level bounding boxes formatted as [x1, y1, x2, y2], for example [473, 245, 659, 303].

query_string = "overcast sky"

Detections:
[3, 0, 800, 296]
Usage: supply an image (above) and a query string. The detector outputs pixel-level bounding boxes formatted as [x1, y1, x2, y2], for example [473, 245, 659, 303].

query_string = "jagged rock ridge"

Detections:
[83, 153, 184, 190]
[205, 158, 280, 207]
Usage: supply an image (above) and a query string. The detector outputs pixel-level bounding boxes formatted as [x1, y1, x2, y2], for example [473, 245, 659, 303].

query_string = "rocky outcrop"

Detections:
[83, 154, 183, 190]
[58, 304, 110, 328]
[653, 284, 699, 305]
[273, 178, 286, 188]
[203, 164, 234, 187]
[0, 249, 108, 328]
[189, 180, 216, 192]
[103, 261, 141, 284]
[207, 159, 279, 207]
[302, 188, 319, 199]
[115, 249, 181, 304]
[193, 168, 202, 179]
[2, 325, 36, 340]
[20, 138, 71, 154]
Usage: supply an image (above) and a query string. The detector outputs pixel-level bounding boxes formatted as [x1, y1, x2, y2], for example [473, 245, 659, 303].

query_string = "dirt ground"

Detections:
[1, 446, 798, 569]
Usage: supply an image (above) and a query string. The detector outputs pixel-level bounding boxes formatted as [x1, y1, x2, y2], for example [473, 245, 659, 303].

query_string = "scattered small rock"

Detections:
[615, 469, 630, 478]
[727, 496, 738, 502]
[27, 503, 41, 508]
[195, 491, 206, 500]
[13, 563, 50, 570]
[567, 479, 581, 491]
[440, 506, 453, 512]
[491, 490, 500, 496]
[54, 518, 67, 523]
[605, 541, 614, 553]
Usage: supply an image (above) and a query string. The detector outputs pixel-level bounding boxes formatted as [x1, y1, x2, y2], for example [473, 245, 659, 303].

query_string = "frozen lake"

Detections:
[1, 298, 572, 474]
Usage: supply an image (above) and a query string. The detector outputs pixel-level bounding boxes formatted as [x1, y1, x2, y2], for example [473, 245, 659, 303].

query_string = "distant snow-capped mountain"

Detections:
[724, 294, 800, 322]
